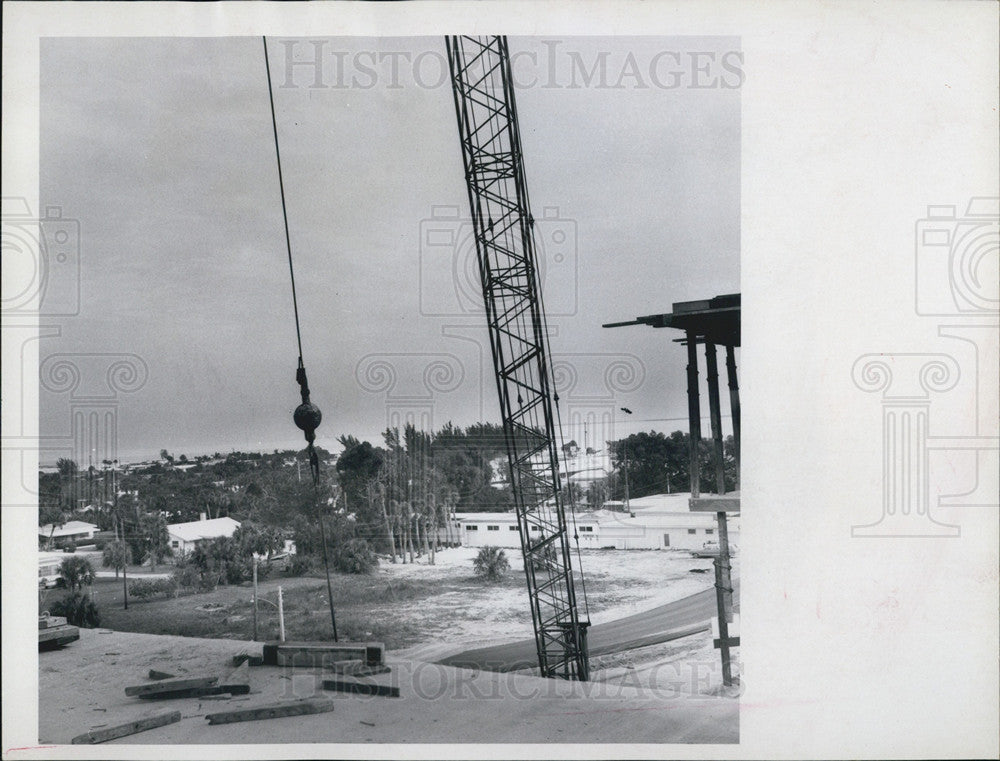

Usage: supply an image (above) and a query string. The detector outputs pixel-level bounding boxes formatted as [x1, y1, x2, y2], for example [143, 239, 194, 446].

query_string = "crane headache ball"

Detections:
[293, 402, 322, 442]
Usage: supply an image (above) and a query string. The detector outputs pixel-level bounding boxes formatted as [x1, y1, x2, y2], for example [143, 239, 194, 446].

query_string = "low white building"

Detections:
[456, 511, 601, 549]
[599, 493, 739, 550]
[38, 520, 98, 547]
[455, 494, 738, 552]
[166, 516, 241, 555]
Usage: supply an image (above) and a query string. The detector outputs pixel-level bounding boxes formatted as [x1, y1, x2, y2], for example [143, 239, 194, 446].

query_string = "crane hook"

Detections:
[293, 359, 322, 483]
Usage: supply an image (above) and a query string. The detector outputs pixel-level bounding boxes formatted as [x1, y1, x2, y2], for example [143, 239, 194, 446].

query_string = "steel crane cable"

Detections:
[262, 36, 322, 487]
[263, 36, 338, 642]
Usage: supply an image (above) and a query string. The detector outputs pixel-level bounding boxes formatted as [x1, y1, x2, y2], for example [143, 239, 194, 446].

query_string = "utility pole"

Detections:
[620, 407, 632, 511]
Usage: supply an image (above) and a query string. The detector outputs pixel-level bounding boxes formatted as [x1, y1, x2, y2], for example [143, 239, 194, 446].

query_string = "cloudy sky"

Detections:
[39, 35, 740, 463]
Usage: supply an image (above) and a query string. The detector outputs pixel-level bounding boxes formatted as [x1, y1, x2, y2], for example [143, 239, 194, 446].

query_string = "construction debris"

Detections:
[39, 614, 80, 650]
[70, 710, 181, 744]
[125, 676, 217, 698]
[205, 699, 335, 725]
[38, 615, 68, 629]
[329, 661, 391, 678]
[262, 641, 384, 668]
[148, 669, 175, 680]
[139, 684, 251, 700]
[322, 677, 400, 698]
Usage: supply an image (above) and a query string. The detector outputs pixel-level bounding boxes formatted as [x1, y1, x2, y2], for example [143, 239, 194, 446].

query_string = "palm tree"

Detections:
[59, 556, 95, 592]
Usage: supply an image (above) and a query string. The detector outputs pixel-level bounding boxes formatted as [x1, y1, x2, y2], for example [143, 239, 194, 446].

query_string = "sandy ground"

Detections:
[38, 546, 740, 745]
[385, 547, 729, 661]
[38, 629, 738, 745]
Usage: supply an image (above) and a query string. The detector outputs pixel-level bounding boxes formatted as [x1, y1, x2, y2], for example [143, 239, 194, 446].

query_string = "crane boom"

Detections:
[446, 35, 590, 680]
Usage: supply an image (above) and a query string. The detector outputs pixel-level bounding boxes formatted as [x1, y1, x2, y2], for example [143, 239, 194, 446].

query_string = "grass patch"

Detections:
[61, 572, 452, 650]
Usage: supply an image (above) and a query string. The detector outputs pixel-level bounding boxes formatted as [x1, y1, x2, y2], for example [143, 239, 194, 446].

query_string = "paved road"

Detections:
[437, 577, 740, 672]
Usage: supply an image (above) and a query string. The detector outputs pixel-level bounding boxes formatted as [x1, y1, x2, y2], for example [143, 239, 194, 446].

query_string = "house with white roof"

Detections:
[166, 516, 241, 555]
[38, 520, 99, 548]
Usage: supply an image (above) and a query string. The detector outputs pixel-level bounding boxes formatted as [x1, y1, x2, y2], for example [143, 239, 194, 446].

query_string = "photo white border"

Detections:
[3, 1, 998, 759]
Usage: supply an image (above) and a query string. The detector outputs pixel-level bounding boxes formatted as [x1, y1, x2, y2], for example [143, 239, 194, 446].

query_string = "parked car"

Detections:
[38, 560, 65, 589]
[691, 541, 739, 559]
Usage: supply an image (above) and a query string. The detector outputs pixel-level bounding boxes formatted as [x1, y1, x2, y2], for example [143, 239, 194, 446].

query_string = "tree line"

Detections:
[38, 423, 736, 569]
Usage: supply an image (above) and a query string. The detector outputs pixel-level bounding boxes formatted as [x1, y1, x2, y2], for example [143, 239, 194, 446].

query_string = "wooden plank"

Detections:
[138, 684, 250, 700]
[38, 625, 79, 642]
[148, 669, 175, 680]
[322, 678, 400, 698]
[70, 710, 181, 744]
[205, 699, 335, 725]
[125, 676, 217, 697]
[38, 625, 80, 649]
[689, 496, 741, 513]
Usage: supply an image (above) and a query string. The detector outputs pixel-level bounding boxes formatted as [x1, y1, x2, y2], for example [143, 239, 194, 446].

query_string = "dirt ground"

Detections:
[37, 547, 740, 744]
[59, 547, 725, 652]
[38, 629, 738, 744]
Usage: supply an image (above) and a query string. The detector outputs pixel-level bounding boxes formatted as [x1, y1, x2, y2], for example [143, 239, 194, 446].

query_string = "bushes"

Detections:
[128, 577, 177, 601]
[473, 546, 510, 582]
[172, 562, 202, 592]
[333, 539, 378, 575]
[286, 554, 315, 577]
[50, 592, 100, 628]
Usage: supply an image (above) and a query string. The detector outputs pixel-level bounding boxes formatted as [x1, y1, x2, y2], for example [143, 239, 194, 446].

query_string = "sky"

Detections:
[38, 35, 740, 463]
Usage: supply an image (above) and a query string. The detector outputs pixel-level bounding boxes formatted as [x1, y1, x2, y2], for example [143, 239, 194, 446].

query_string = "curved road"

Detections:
[437, 578, 740, 672]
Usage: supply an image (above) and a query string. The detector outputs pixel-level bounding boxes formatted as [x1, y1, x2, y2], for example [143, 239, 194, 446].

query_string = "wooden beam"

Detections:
[38, 625, 80, 649]
[322, 678, 400, 698]
[685, 333, 702, 497]
[125, 676, 217, 697]
[205, 699, 335, 725]
[138, 684, 251, 700]
[713, 637, 741, 649]
[725, 344, 740, 487]
[70, 710, 181, 744]
[704, 341, 727, 495]
[264, 641, 384, 667]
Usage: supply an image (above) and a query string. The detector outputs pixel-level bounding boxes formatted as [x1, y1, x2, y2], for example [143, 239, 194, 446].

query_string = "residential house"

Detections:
[38, 520, 99, 548]
[166, 515, 241, 555]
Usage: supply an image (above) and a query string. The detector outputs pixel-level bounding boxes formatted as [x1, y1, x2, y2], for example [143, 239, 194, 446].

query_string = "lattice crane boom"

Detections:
[446, 35, 590, 681]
